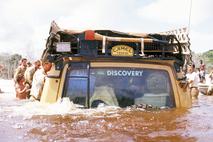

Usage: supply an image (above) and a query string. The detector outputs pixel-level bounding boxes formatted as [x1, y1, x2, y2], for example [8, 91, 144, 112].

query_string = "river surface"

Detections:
[0, 79, 213, 142]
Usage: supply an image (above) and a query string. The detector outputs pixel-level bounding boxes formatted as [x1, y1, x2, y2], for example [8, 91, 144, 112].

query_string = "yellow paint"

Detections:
[40, 64, 61, 103]
[57, 64, 69, 100]
[40, 77, 59, 103]
[111, 45, 134, 56]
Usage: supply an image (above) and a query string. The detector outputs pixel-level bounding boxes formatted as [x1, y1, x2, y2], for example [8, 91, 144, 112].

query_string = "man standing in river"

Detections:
[199, 59, 206, 83]
[186, 64, 200, 99]
[29, 59, 52, 101]
[13, 58, 28, 84]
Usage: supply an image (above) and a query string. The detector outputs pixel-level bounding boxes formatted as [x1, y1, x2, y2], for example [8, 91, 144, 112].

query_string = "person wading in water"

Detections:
[186, 64, 200, 99]
[29, 59, 52, 101]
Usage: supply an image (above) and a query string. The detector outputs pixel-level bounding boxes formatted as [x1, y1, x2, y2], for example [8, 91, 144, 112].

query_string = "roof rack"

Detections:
[42, 21, 192, 66]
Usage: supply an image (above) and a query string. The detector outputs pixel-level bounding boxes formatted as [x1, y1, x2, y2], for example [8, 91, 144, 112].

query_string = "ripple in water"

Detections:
[0, 80, 213, 142]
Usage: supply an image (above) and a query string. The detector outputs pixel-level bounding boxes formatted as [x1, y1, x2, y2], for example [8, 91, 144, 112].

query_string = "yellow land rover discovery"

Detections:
[40, 21, 192, 108]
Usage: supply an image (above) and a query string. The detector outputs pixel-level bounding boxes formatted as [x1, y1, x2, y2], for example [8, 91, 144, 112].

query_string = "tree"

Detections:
[0, 53, 22, 79]
[201, 50, 213, 72]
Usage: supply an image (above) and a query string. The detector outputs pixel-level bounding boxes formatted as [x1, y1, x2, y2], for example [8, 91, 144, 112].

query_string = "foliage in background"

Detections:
[191, 50, 213, 72]
[203, 50, 213, 63]
[202, 50, 213, 72]
[0, 53, 22, 79]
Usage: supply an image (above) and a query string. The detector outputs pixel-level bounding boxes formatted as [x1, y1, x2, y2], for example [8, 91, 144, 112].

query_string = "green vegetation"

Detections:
[202, 50, 213, 72]
[203, 50, 213, 63]
[192, 50, 213, 72]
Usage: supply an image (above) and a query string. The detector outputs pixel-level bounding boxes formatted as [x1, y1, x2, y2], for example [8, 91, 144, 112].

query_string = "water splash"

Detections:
[8, 97, 122, 119]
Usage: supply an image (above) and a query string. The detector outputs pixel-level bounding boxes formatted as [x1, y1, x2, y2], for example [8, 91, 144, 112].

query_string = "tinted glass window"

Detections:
[63, 63, 88, 106]
[89, 68, 175, 108]
[68, 63, 88, 77]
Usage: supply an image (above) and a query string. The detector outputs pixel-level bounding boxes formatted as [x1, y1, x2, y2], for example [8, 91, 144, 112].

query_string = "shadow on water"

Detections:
[1, 80, 213, 142]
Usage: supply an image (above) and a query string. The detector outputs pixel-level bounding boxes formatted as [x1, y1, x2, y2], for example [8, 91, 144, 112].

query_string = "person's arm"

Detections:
[187, 76, 194, 84]
[14, 67, 21, 82]
[188, 79, 193, 84]
[16, 86, 27, 94]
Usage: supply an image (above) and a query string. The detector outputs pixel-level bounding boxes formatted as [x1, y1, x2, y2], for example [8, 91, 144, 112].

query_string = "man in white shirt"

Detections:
[24, 60, 41, 86]
[186, 64, 200, 99]
[30, 59, 52, 101]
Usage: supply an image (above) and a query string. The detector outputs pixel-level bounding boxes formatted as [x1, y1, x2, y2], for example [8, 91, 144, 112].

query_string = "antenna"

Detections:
[188, 0, 192, 34]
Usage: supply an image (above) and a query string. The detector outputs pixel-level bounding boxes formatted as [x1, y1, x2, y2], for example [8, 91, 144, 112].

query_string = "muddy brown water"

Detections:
[0, 79, 213, 142]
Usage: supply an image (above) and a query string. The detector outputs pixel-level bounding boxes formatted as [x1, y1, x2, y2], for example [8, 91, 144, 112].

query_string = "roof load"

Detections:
[42, 21, 192, 66]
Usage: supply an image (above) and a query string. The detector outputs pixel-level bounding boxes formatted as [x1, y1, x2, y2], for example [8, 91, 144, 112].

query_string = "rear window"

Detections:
[63, 64, 175, 108]
[63, 63, 88, 106]
[90, 68, 175, 108]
